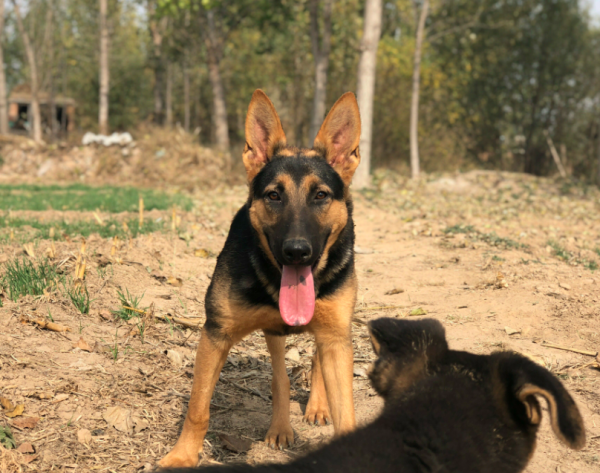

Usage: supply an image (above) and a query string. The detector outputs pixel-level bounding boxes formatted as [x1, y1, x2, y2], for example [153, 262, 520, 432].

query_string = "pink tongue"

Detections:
[279, 265, 315, 326]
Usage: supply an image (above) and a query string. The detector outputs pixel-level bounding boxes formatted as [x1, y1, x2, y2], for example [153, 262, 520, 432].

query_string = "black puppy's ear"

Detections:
[367, 318, 448, 362]
[497, 355, 586, 450]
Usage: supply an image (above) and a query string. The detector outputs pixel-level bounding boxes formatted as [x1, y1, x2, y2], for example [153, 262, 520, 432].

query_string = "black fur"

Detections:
[161, 318, 585, 473]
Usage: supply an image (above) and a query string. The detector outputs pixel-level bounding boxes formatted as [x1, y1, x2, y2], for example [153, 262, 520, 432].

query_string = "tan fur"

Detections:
[303, 349, 332, 425]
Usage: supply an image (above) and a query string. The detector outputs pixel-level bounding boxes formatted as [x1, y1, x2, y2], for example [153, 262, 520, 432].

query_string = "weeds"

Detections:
[113, 288, 145, 320]
[0, 426, 16, 449]
[65, 283, 92, 314]
[443, 224, 475, 234]
[1, 257, 62, 301]
[443, 225, 526, 249]
[547, 240, 598, 271]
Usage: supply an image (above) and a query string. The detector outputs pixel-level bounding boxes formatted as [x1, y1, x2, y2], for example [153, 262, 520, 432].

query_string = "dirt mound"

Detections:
[0, 126, 243, 191]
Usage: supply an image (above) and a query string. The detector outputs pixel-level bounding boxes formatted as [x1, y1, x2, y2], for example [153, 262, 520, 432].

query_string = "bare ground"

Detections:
[0, 170, 599, 472]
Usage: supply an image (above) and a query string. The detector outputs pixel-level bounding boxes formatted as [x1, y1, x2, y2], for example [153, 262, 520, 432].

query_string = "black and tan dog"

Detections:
[159, 90, 362, 467]
[161, 318, 586, 473]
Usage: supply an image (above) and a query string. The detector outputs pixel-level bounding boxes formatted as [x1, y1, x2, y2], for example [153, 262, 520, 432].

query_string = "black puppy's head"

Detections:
[242, 90, 361, 274]
[367, 318, 448, 399]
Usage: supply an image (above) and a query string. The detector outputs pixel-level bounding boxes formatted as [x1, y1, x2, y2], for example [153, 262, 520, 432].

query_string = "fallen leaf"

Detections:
[22, 454, 39, 464]
[11, 416, 39, 429]
[385, 288, 405, 295]
[0, 397, 14, 411]
[285, 347, 300, 362]
[194, 248, 210, 258]
[73, 337, 92, 352]
[505, 326, 521, 336]
[103, 406, 133, 434]
[77, 428, 92, 445]
[559, 282, 571, 291]
[218, 433, 252, 453]
[5, 405, 25, 418]
[167, 276, 183, 287]
[495, 272, 508, 289]
[16, 442, 34, 454]
[353, 366, 367, 377]
[409, 307, 427, 316]
[132, 416, 149, 433]
[165, 349, 183, 368]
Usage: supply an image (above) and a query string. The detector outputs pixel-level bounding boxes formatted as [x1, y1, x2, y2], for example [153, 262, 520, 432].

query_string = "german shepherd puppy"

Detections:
[161, 318, 586, 473]
[159, 90, 362, 467]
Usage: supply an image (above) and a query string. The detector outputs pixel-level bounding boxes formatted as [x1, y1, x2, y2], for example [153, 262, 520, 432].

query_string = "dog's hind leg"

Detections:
[159, 328, 232, 468]
[303, 350, 331, 426]
[264, 332, 294, 449]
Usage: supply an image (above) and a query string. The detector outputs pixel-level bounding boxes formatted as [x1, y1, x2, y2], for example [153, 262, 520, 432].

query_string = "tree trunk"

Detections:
[183, 58, 190, 132]
[149, 4, 167, 125]
[409, 0, 429, 180]
[165, 61, 173, 127]
[45, 0, 56, 139]
[0, 0, 8, 134]
[354, 0, 383, 189]
[205, 10, 229, 150]
[308, 0, 333, 145]
[13, 0, 41, 143]
[98, 0, 109, 135]
[597, 120, 600, 185]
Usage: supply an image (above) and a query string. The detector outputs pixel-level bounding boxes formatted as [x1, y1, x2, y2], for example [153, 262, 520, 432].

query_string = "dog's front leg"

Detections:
[264, 332, 294, 449]
[314, 326, 356, 435]
[159, 329, 232, 468]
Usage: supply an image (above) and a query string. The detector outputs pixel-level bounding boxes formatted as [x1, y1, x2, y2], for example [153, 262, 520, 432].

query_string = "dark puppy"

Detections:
[161, 318, 585, 473]
[160, 90, 362, 467]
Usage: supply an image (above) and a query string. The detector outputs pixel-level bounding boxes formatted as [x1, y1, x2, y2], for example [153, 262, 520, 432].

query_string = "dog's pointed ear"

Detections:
[500, 356, 586, 450]
[243, 90, 287, 182]
[313, 92, 361, 186]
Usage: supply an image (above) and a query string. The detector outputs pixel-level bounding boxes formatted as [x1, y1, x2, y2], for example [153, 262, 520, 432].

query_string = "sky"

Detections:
[588, 0, 600, 17]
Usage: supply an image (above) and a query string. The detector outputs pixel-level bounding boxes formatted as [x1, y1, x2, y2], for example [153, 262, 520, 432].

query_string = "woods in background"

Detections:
[1, 0, 600, 183]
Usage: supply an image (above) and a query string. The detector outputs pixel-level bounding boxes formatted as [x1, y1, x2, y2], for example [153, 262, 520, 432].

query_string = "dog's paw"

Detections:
[303, 404, 331, 426]
[265, 423, 294, 450]
[158, 448, 201, 468]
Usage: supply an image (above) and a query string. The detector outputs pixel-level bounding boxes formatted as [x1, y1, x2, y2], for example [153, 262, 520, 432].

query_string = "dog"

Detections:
[160, 318, 586, 473]
[159, 90, 362, 467]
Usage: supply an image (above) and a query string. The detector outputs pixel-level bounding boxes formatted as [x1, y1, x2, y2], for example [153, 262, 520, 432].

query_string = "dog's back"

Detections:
[161, 318, 585, 473]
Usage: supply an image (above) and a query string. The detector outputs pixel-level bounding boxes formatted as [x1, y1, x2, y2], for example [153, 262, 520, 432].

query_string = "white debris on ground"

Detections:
[82, 132, 134, 147]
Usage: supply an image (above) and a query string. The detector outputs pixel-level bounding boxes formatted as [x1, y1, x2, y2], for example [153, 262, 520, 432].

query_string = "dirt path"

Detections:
[0, 171, 599, 472]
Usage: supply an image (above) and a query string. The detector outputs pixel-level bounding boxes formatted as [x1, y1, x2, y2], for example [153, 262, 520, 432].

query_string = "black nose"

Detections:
[282, 239, 312, 265]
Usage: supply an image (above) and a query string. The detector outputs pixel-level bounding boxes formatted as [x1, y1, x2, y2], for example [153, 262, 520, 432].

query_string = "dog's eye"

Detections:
[267, 191, 281, 201]
[315, 191, 327, 200]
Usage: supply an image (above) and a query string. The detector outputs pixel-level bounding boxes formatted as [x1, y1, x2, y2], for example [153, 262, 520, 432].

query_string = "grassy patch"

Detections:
[113, 288, 145, 321]
[0, 425, 16, 449]
[443, 225, 526, 249]
[0, 183, 192, 212]
[0, 214, 167, 244]
[547, 240, 598, 271]
[1, 258, 63, 301]
[65, 283, 92, 314]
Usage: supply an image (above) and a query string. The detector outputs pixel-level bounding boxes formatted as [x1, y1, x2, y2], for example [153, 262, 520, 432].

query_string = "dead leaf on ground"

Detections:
[0, 397, 14, 411]
[495, 272, 508, 289]
[505, 326, 521, 336]
[285, 347, 300, 362]
[16, 442, 34, 454]
[218, 433, 253, 453]
[77, 429, 92, 445]
[167, 276, 183, 287]
[409, 307, 427, 316]
[194, 248, 210, 258]
[132, 417, 149, 433]
[21, 454, 39, 464]
[103, 406, 133, 434]
[5, 405, 24, 418]
[11, 417, 39, 430]
[165, 349, 183, 368]
[385, 288, 405, 295]
[73, 337, 93, 352]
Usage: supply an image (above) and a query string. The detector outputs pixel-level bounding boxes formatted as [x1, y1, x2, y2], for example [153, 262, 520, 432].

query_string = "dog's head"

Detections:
[242, 90, 361, 327]
[368, 317, 586, 451]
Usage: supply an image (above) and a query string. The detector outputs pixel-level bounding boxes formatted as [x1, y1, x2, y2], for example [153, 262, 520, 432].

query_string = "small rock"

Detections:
[559, 282, 571, 291]
[285, 347, 301, 362]
[353, 366, 368, 378]
[165, 349, 183, 368]
[355, 246, 374, 255]
[77, 428, 92, 445]
[505, 327, 521, 336]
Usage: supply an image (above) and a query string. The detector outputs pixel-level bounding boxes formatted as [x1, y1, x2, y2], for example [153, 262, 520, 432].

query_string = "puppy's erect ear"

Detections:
[497, 355, 586, 450]
[243, 90, 287, 182]
[313, 92, 361, 186]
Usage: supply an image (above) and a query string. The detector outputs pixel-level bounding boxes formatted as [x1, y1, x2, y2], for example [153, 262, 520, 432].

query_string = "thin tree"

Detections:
[12, 0, 42, 143]
[44, 0, 56, 138]
[0, 0, 8, 134]
[203, 8, 229, 150]
[354, 0, 383, 189]
[409, 0, 429, 180]
[148, 0, 167, 125]
[182, 9, 190, 133]
[165, 61, 173, 127]
[308, 0, 333, 145]
[98, 0, 109, 135]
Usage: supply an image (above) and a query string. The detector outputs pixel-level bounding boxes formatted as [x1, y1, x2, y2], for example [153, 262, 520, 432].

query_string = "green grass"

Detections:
[1, 257, 63, 301]
[113, 288, 145, 320]
[0, 183, 192, 212]
[443, 225, 526, 249]
[547, 240, 598, 271]
[65, 282, 92, 314]
[0, 425, 16, 449]
[443, 224, 476, 234]
[0, 214, 167, 244]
